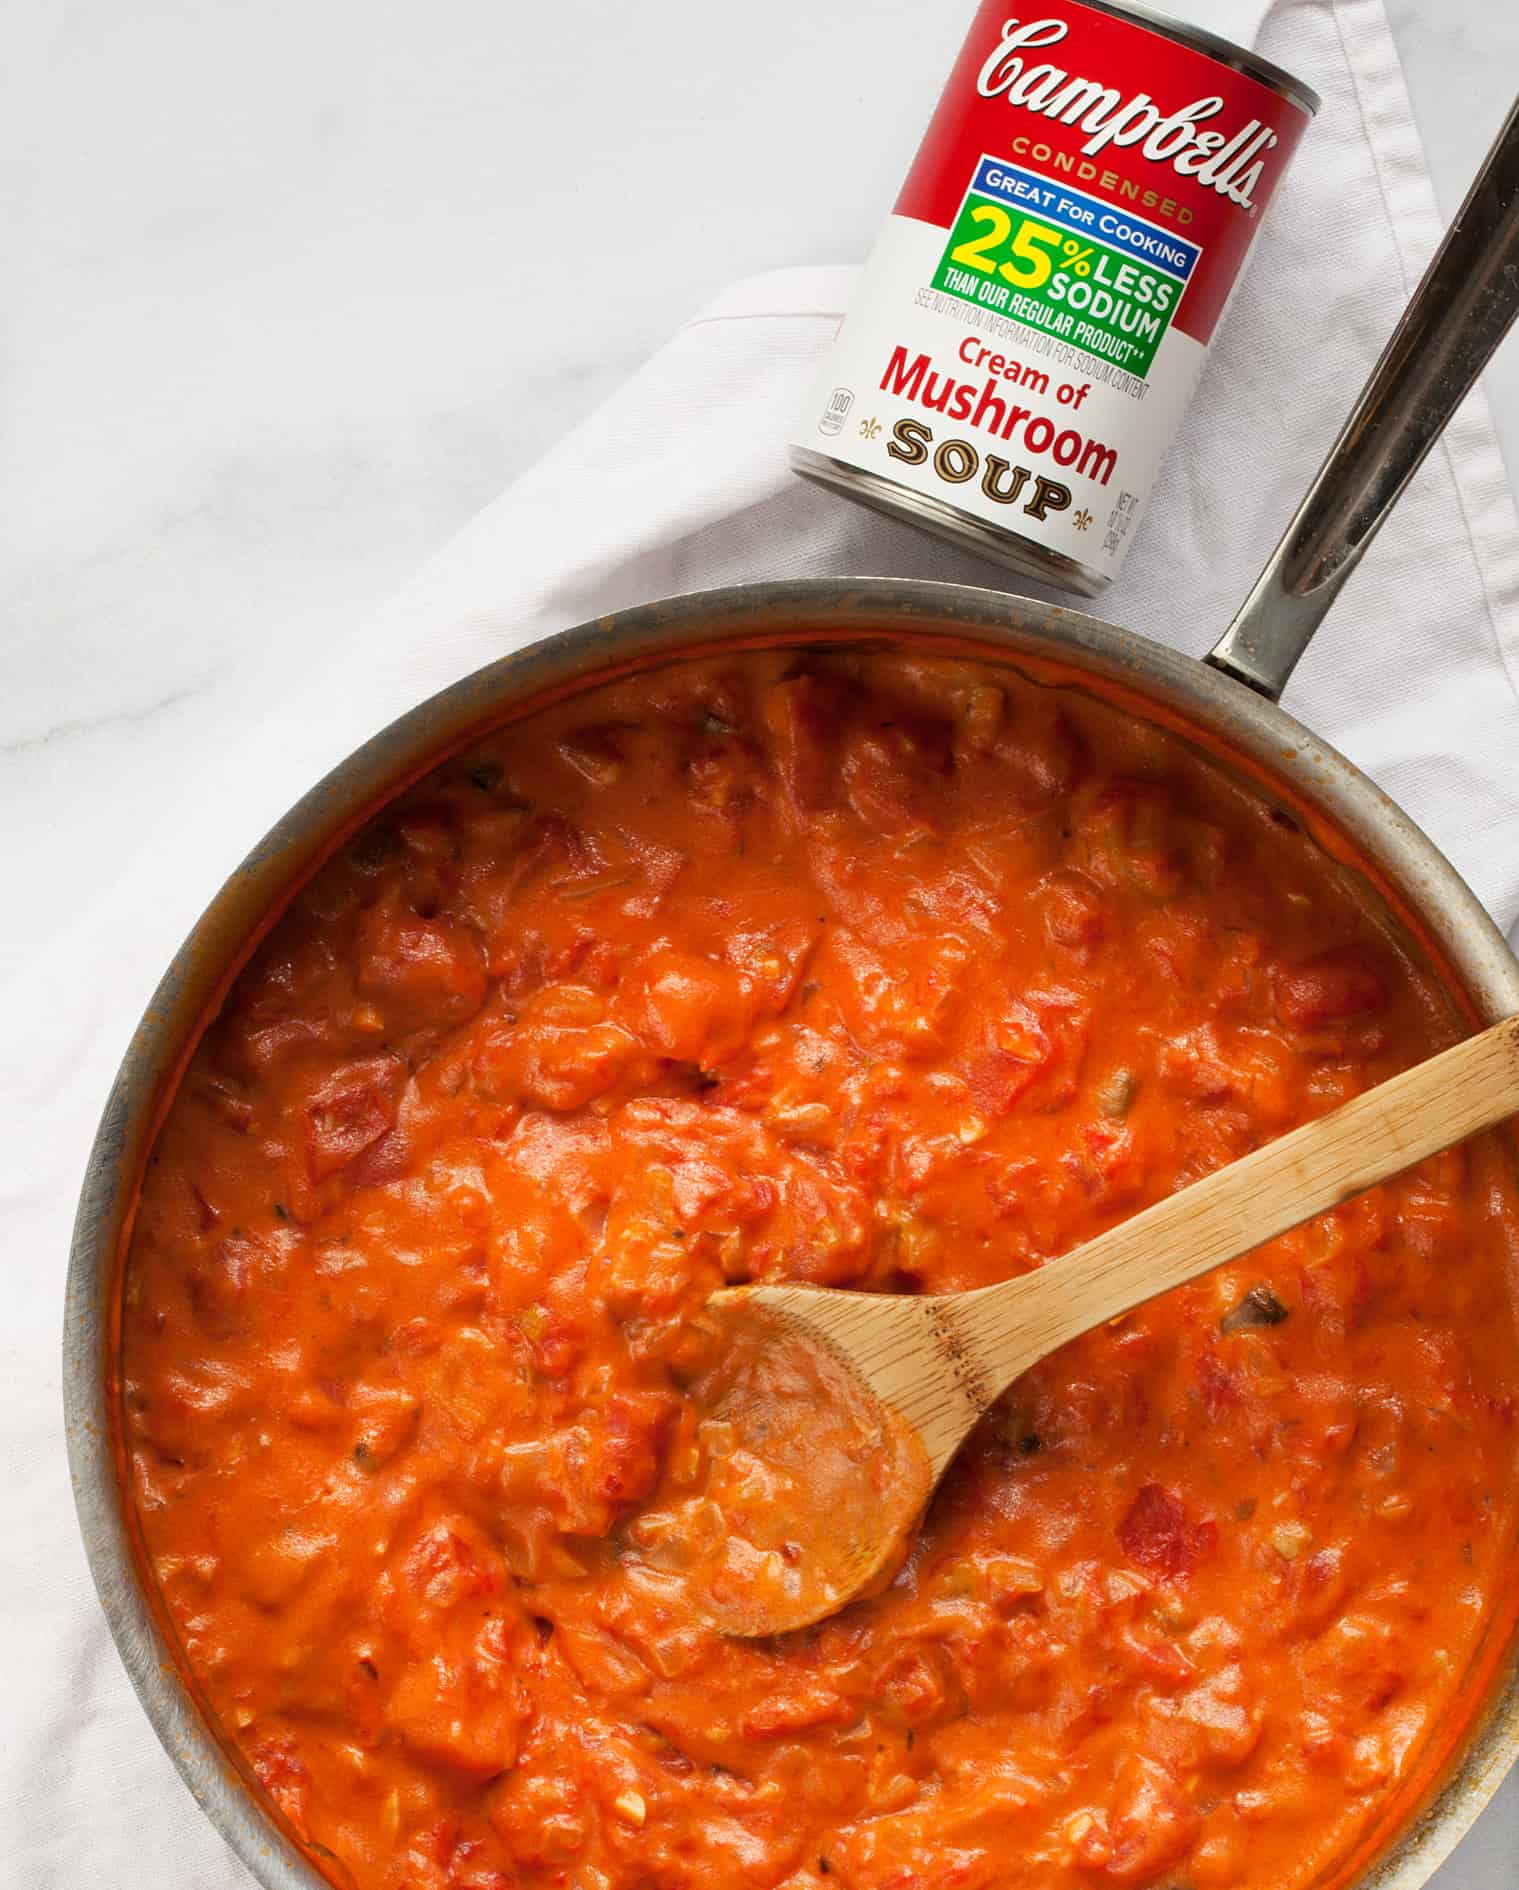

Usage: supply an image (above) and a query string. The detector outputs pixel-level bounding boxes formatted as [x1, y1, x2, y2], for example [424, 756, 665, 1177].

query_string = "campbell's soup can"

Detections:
[791, 0, 1317, 595]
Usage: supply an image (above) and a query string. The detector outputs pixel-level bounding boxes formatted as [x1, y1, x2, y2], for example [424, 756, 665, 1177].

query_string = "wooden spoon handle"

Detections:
[956, 1015, 1519, 1382]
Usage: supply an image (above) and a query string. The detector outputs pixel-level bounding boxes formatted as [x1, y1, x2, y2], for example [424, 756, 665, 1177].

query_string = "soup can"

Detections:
[790, 0, 1318, 595]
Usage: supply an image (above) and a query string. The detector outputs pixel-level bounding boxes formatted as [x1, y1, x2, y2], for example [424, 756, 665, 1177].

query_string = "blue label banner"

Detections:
[971, 158, 1200, 282]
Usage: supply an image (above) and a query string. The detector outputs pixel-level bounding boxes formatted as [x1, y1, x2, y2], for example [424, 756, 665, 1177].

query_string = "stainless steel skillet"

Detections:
[65, 98, 1519, 1890]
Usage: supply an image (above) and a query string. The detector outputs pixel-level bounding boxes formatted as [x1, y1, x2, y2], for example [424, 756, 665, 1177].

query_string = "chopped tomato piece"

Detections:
[356, 893, 487, 1033]
[1074, 1756, 1200, 1882]
[1274, 947, 1389, 1030]
[303, 1054, 406, 1182]
[740, 1676, 853, 1738]
[586, 1391, 678, 1511]
[395, 1515, 505, 1620]
[386, 1649, 531, 1780]
[619, 946, 751, 1067]
[1117, 1485, 1218, 1581]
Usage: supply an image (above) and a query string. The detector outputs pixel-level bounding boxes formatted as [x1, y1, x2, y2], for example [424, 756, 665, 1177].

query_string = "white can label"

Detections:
[789, 3, 1311, 586]
[797, 200, 1205, 575]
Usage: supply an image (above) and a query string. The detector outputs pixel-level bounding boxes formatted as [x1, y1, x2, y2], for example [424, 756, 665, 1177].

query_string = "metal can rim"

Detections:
[791, 445, 1110, 596]
[1073, 0, 1322, 118]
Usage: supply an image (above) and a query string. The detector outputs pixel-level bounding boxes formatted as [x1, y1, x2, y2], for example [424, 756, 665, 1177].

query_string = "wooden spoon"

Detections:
[702, 1015, 1519, 1637]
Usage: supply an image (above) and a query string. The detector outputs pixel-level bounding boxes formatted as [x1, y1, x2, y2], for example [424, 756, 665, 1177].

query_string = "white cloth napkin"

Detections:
[6, 1, 1519, 1886]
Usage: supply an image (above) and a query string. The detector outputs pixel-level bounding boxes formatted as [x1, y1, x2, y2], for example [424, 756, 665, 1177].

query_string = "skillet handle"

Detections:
[1206, 95, 1519, 702]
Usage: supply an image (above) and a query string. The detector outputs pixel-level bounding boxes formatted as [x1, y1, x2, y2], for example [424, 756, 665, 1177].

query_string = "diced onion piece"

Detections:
[1271, 1521, 1312, 1560]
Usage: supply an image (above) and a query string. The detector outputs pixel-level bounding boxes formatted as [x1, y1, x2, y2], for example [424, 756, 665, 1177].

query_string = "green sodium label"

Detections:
[932, 192, 1186, 379]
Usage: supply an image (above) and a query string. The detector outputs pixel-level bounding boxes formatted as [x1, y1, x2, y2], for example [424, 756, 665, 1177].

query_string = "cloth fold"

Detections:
[5, 2, 1518, 1885]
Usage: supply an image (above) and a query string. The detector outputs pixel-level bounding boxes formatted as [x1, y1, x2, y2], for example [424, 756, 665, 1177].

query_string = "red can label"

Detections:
[793, 3, 1312, 586]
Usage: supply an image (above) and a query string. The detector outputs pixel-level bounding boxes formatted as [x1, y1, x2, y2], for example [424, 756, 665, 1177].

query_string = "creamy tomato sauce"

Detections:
[123, 649, 1519, 1890]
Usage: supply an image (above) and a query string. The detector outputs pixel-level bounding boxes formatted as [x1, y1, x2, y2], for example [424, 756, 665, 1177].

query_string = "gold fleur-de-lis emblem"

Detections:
[1072, 507, 1094, 531]
[859, 417, 882, 441]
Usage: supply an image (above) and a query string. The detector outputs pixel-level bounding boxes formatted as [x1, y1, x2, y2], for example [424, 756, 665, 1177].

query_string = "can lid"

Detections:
[1075, 0, 1321, 118]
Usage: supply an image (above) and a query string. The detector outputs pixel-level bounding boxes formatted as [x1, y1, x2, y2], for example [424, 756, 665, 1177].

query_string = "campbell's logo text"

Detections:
[976, 18, 1281, 210]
